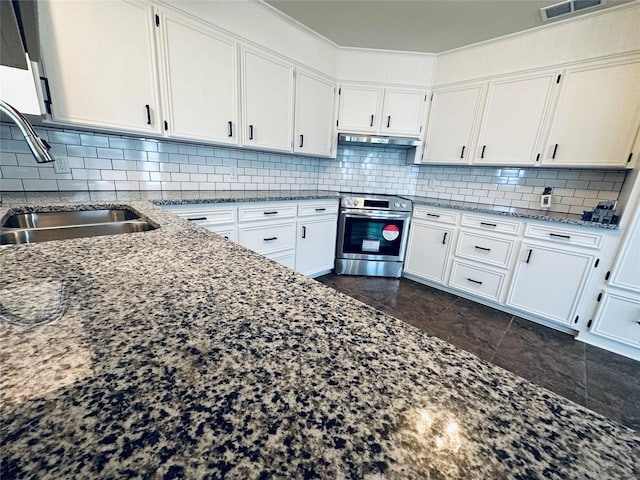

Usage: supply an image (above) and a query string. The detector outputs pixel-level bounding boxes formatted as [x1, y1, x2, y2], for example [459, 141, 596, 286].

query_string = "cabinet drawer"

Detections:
[239, 222, 296, 254]
[591, 292, 640, 347]
[164, 204, 236, 225]
[455, 231, 515, 268]
[412, 206, 458, 224]
[238, 203, 297, 222]
[461, 214, 522, 235]
[209, 226, 237, 243]
[265, 250, 296, 270]
[524, 224, 604, 249]
[449, 261, 505, 302]
[298, 200, 339, 217]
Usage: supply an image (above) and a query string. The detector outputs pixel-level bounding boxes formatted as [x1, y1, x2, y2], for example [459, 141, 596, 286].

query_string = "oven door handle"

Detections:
[341, 210, 410, 220]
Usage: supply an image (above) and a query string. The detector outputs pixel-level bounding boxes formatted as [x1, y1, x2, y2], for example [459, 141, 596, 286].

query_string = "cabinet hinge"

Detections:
[594, 258, 600, 268]
[605, 270, 611, 280]
[556, 74, 561, 84]
[430, 93, 434, 101]
[155, 14, 159, 27]
[628, 152, 633, 163]
[336, 120, 339, 127]
[338, 87, 341, 95]
[587, 319, 593, 328]
[164, 120, 168, 131]
[419, 125, 422, 133]
[597, 292, 603, 302]
[424, 94, 427, 102]
[574, 315, 579, 324]
[535, 153, 540, 162]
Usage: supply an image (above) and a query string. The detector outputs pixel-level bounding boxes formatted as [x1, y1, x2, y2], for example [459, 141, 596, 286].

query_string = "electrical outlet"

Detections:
[53, 154, 70, 174]
[229, 166, 238, 181]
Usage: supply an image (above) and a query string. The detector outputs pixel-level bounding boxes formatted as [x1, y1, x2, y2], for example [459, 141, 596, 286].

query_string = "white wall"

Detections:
[336, 48, 435, 86]
[434, 2, 640, 85]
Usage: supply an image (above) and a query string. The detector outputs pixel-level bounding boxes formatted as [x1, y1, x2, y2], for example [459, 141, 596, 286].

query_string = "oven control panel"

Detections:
[340, 194, 411, 212]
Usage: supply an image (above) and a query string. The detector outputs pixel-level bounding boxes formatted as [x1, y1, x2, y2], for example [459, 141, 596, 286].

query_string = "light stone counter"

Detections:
[1, 192, 637, 478]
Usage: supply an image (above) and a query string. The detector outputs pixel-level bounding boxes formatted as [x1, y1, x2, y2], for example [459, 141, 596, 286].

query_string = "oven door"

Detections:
[337, 209, 410, 261]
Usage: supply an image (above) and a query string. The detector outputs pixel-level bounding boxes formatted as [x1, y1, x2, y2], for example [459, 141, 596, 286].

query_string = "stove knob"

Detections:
[401, 202, 407, 208]
[394, 201, 400, 208]
[353, 199, 360, 206]
[345, 199, 352, 207]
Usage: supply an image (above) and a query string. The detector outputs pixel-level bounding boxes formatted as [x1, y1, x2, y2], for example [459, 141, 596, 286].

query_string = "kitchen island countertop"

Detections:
[1, 192, 638, 478]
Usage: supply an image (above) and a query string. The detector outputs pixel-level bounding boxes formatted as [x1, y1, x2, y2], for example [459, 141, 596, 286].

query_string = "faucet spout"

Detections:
[0, 100, 54, 163]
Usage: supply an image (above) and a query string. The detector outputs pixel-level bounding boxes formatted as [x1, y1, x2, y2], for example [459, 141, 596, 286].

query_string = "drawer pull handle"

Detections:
[249, 124, 254, 140]
[460, 145, 465, 159]
[480, 222, 497, 227]
[264, 237, 278, 241]
[187, 217, 207, 221]
[427, 213, 440, 218]
[552, 143, 559, 159]
[263, 211, 278, 215]
[481, 145, 486, 159]
[549, 233, 571, 239]
[370, 114, 374, 127]
[442, 232, 448, 244]
[227, 121, 233, 137]
[526, 249, 533, 264]
[475, 246, 491, 252]
[302, 226, 307, 239]
[387, 115, 391, 128]
[467, 278, 483, 285]
[145, 104, 151, 125]
[315, 208, 327, 212]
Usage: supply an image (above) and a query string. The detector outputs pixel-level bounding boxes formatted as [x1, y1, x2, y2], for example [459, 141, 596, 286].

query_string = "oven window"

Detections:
[343, 217, 405, 256]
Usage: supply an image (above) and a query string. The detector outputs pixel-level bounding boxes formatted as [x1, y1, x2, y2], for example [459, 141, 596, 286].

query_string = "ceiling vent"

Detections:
[541, 0, 606, 21]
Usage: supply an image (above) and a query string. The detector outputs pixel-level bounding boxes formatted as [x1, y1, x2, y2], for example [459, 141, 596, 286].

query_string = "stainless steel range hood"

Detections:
[338, 133, 421, 149]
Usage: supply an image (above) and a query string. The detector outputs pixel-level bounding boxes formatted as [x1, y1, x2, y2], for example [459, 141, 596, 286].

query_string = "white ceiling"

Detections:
[265, 0, 633, 53]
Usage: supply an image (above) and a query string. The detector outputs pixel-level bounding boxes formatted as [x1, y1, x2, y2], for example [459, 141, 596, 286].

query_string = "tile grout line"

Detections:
[489, 315, 515, 364]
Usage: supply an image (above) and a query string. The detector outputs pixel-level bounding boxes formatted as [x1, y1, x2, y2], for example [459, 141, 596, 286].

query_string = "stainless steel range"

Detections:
[335, 193, 412, 278]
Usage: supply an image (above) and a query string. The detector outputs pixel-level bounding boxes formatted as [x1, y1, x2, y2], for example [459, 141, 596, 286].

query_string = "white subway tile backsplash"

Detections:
[0, 122, 627, 213]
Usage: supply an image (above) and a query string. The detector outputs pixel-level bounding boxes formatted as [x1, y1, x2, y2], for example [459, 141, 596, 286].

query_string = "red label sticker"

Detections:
[382, 224, 400, 241]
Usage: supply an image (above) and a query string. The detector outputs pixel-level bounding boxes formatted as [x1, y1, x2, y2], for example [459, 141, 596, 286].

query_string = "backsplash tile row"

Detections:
[0, 122, 626, 214]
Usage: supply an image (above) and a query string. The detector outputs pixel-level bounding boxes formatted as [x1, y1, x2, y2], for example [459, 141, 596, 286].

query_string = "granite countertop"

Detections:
[401, 195, 619, 230]
[1, 193, 638, 478]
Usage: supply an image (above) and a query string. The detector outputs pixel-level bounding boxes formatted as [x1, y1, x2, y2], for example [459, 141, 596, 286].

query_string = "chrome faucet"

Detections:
[0, 99, 54, 163]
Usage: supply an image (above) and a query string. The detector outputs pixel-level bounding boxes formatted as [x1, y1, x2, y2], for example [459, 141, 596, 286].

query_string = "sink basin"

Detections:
[1, 208, 157, 245]
[2, 209, 141, 228]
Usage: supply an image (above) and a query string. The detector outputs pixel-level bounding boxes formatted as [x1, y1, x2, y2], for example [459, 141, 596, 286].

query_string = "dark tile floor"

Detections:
[316, 273, 640, 431]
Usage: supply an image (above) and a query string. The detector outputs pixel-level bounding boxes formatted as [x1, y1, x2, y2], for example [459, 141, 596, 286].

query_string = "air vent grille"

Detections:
[541, 0, 606, 21]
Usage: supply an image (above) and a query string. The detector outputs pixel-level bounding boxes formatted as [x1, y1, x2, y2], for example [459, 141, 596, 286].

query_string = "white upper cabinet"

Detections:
[38, 0, 161, 135]
[423, 85, 483, 164]
[158, 11, 238, 145]
[542, 60, 640, 168]
[337, 85, 427, 136]
[474, 73, 556, 165]
[241, 47, 295, 152]
[294, 70, 335, 157]
[337, 85, 383, 133]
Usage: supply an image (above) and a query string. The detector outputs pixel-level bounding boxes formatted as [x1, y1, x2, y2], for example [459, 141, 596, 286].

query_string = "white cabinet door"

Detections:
[609, 208, 640, 292]
[296, 217, 338, 277]
[543, 61, 640, 167]
[380, 89, 427, 136]
[160, 11, 238, 145]
[337, 85, 383, 133]
[591, 293, 640, 348]
[294, 70, 335, 157]
[475, 74, 555, 165]
[423, 85, 483, 164]
[38, 0, 161, 135]
[506, 243, 595, 325]
[241, 48, 294, 152]
[404, 221, 454, 284]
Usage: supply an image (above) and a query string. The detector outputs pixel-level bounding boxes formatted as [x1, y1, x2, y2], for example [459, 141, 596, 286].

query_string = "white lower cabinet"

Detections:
[404, 211, 457, 284]
[506, 243, 595, 325]
[296, 217, 338, 277]
[163, 199, 338, 276]
[590, 293, 640, 348]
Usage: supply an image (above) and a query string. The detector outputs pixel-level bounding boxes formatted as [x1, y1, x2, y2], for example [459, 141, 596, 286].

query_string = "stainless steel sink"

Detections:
[1, 208, 157, 245]
[3, 209, 142, 228]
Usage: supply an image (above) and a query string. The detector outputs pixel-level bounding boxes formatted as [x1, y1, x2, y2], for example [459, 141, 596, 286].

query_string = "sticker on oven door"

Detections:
[382, 224, 400, 241]
[362, 239, 380, 252]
